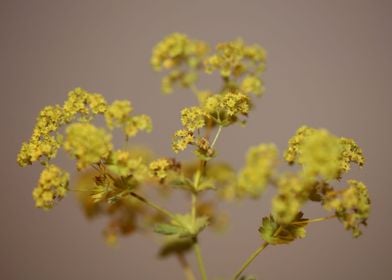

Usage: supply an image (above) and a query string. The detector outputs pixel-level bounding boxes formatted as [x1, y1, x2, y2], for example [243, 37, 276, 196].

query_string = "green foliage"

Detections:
[259, 213, 308, 245]
[155, 214, 209, 238]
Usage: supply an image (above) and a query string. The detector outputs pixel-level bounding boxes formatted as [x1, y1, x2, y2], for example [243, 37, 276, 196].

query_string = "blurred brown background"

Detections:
[1, 0, 391, 279]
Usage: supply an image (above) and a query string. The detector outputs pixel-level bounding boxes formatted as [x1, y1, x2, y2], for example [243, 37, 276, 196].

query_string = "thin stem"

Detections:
[191, 192, 197, 225]
[129, 192, 174, 219]
[211, 125, 223, 148]
[193, 238, 208, 280]
[177, 253, 196, 280]
[232, 242, 269, 280]
[290, 215, 336, 226]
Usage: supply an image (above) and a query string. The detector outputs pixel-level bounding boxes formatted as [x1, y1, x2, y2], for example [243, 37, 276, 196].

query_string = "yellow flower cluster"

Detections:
[17, 88, 109, 167]
[151, 33, 208, 94]
[63, 87, 108, 121]
[272, 174, 312, 224]
[323, 180, 370, 237]
[202, 92, 250, 123]
[107, 150, 148, 181]
[285, 126, 365, 180]
[180, 107, 206, 131]
[340, 137, 365, 173]
[32, 164, 69, 210]
[172, 129, 194, 153]
[237, 144, 278, 198]
[63, 123, 113, 170]
[104, 100, 133, 128]
[149, 158, 172, 179]
[204, 39, 266, 93]
[105, 100, 152, 138]
[240, 75, 264, 96]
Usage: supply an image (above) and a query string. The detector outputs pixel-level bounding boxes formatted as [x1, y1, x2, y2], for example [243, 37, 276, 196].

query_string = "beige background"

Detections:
[1, 0, 391, 279]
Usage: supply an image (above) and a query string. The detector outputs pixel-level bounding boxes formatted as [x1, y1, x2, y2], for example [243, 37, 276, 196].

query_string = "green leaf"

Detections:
[154, 223, 182, 236]
[154, 214, 209, 238]
[259, 213, 308, 245]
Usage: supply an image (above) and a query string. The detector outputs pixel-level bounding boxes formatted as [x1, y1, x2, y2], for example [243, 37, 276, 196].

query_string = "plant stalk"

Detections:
[193, 238, 208, 280]
[129, 192, 174, 219]
[232, 242, 269, 280]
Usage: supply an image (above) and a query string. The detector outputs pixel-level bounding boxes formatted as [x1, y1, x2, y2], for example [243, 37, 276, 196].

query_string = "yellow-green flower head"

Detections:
[221, 92, 250, 117]
[32, 164, 69, 210]
[284, 126, 316, 164]
[323, 180, 370, 237]
[172, 129, 194, 153]
[149, 158, 172, 179]
[63, 87, 90, 121]
[35, 105, 65, 135]
[180, 107, 206, 131]
[151, 33, 208, 71]
[339, 137, 365, 173]
[204, 39, 267, 78]
[107, 150, 148, 181]
[17, 134, 61, 167]
[205, 39, 246, 77]
[203, 95, 221, 113]
[105, 100, 133, 129]
[272, 174, 312, 224]
[237, 144, 278, 198]
[63, 88, 108, 121]
[87, 93, 108, 114]
[285, 126, 365, 180]
[63, 122, 113, 170]
[240, 75, 264, 96]
[124, 115, 153, 138]
[299, 129, 342, 180]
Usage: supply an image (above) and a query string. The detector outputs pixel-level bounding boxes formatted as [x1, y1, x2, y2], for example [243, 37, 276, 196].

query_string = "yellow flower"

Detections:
[285, 126, 365, 180]
[323, 180, 370, 237]
[149, 158, 172, 179]
[172, 129, 194, 153]
[32, 164, 69, 210]
[105, 100, 133, 129]
[180, 107, 206, 131]
[63, 122, 113, 170]
[237, 144, 278, 198]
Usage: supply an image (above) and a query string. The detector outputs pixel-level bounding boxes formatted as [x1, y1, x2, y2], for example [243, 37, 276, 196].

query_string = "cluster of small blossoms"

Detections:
[32, 164, 69, 210]
[284, 126, 365, 180]
[204, 39, 266, 96]
[107, 150, 148, 181]
[323, 180, 370, 237]
[18, 87, 153, 210]
[63, 123, 113, 170]
[268, 126, 370, 236]
[151, 33, 209, 94]
[104, 100, 152, 138]
[237, 144, 278, 198]
[149, 158, 173, 180]
[17, 88, 109, 167]
[172, 92, 250, 155]
[271, 174, 312, 224]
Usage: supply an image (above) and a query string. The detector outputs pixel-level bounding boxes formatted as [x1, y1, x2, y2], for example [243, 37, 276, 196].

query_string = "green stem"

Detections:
[193, 238, 208, 280]
[129, 192, 174, 219]
[211, 125, 223, 148]
[191, 193, 197, 225]
[232, 242, 269, 280]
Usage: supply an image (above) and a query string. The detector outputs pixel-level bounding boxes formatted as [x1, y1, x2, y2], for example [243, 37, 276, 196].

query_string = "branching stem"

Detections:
[129, 191, 174, 220]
